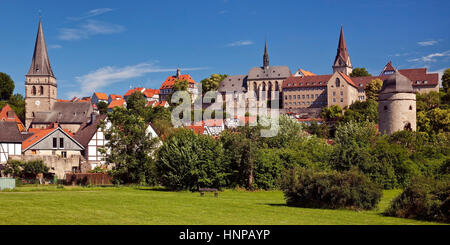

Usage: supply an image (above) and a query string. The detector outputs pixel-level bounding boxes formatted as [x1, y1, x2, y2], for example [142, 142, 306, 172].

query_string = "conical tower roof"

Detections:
[27, 19, 54, 77]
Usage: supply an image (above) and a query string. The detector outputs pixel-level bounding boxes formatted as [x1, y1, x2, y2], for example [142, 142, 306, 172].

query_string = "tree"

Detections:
[0, 72, 14, 101]
[97, 101, 108, 115]
[416, 91, 440, 112]
[101, 107, 159, 185]
[156, 129, 226, 190]
[365, 79, 383, 101]
[126, 91, 147, 116]
[342, 100, 378, 123]
[442, 68, 450, 93]
[201, 74, 227, 94]
[350, 67, 372, 77]
[173, 79, 189, 92]
[22, 160, 49, 179]
[7, 93, 25, 122]
[320, 105, 343, 121]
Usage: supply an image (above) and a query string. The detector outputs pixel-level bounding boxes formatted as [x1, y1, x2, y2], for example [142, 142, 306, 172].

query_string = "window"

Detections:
[59, 138, 64, 149]
[52, 138, 57, 148]
[333, 92, 336, 96]
[302, 95, 305, 99]
[32, 86, 37, 96]
[340, 98, 344, 102]
[333, 98, 336, 102]
[340, 91, 344, 96]
[384, 106, 388, 110]
[409, 105, 413, 110]
[39, 86, 44, 95]
[336, 78, 341, 87]
[61, 151, 67, 158]
[307, 95, 309, 99]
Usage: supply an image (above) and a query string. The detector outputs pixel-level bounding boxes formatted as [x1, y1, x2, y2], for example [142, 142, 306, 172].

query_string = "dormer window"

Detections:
[424, 80, 428, 84]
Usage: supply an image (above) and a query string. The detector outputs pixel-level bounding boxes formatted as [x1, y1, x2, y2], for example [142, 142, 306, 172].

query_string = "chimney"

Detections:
[90, 113, 97, 125]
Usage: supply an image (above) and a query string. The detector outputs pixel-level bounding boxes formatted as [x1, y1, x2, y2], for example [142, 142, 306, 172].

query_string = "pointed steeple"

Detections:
[333, 26, 353, 75]
[334, 26, 349, 64]
[263, 40, 269, 69]
[27, 19, 54, 77]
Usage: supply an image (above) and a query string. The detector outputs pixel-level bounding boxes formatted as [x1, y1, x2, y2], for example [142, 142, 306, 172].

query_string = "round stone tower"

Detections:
[378, 71, 416, 135]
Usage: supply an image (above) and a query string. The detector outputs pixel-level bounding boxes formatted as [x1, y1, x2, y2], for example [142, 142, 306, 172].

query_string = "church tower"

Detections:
[332, 26, 353, 76]
[25, 19, 57, 128]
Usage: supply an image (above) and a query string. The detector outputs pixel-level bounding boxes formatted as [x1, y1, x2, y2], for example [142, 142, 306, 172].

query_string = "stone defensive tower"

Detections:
[378, 70, 416, 135]
[25, 19, 57, 129]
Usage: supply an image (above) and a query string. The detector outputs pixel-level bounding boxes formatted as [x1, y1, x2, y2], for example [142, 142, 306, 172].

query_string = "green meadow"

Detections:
[0, 186, 443, 225]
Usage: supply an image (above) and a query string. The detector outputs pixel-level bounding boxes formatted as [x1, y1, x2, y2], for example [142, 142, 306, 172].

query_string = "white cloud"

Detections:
[226, 40, 254, 47]
[67, 8, 113, 21]
[408, 50, 450, 63]
[48, 44, 62, 49]
[67, 62, 208, 98]
[59, 20, 125, 40]
[417, 40, 439, 46]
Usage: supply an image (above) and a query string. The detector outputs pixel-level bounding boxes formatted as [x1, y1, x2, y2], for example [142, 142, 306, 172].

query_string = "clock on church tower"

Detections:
[25, 19, 57, 129]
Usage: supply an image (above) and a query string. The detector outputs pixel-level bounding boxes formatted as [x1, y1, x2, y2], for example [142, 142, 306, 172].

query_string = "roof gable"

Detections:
[160, 74, 197, 89]
[22, 126, 84, 152]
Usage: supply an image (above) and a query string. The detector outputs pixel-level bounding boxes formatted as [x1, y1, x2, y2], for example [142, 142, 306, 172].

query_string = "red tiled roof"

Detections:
[283, 74, 332, 88]
[108, 98, 126, 109]
[339, 72, 358, 88]
[22, 124, 75, 151]
[186, 125, 205, 135]
[160, 74, 197, 89]
[109, 94, 123, 100]
[0, 104, 22, 124]
[124, 88, 145, 97]
[297, 69, 316, 76]
[94, 92, 108, 100]
[283, 64, 439, 89]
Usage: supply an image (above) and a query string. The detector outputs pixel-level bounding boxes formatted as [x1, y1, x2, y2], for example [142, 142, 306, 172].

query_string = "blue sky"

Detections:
[0, 0, 449, 99]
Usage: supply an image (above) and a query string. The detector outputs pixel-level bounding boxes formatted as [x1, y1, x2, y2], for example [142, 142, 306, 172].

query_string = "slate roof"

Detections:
[218, 75, 248, 93]
[32, 102, 92, 124]
[27, 19, 54, 77]
[74, 114, 107, 148]
[380, 71, 414, 94]
[248, 66, 291, 80]
[0, 121, 23, 143]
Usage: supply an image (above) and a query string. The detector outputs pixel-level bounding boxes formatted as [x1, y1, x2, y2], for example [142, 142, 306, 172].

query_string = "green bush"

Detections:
[384, 177, 449, 223]
[280, 167, 382, 210]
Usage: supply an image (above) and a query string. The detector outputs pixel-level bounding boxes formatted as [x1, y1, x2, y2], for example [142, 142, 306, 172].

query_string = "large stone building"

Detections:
[378, 71, 417, 135]
[218, 41, 291, 111]
[25, 20, 93, 132]
[282, 27, 439, 113]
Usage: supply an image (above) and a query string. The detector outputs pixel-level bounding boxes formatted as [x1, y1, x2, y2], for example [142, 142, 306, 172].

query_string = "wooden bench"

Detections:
[199, 188, 219, 198]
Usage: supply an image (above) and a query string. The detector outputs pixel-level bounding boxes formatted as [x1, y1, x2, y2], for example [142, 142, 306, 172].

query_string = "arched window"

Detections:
[409, 105, 413, 110]
[32, 86, 37, 96]
[39, 86, 44, 95]
[336, 78, 341, 87]
[404, 122, 412, 131]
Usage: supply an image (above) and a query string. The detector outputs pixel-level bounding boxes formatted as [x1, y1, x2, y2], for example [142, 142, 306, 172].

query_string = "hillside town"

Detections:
[0, 19, 443, 180]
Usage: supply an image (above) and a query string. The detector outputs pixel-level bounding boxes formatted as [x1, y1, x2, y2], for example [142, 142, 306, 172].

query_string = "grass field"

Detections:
[0, 186, 443, 225]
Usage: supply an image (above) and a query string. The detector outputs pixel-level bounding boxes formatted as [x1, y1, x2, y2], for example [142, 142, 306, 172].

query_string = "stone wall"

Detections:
[13, 155, 82, 179]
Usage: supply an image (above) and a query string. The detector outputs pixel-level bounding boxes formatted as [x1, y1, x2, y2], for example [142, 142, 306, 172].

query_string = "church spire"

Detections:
[27, 19, 54, 77]
[263, 40, 269, 69]
[332, 26, 353, 75]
